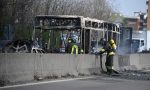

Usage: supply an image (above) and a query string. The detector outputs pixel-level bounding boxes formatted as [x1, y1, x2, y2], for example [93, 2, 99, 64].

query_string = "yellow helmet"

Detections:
[110, 39, 116, 49]
[110, 39, 115, 44]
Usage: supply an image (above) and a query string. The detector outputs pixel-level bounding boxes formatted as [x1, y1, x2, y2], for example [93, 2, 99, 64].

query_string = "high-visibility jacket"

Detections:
[71, 44, 79, 54]
[99, 41, 116, 56]
[71, 44, 84, 54]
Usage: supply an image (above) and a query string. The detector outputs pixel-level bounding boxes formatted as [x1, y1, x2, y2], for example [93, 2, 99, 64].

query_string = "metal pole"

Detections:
[84, 29, 85, 54]
[40, 27, 43, 48]
[32, 26, 35, 41]
[47, 30, 51, 50]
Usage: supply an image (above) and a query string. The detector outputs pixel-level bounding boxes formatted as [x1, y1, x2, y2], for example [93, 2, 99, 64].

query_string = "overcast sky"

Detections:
[114, 0, 147, 17]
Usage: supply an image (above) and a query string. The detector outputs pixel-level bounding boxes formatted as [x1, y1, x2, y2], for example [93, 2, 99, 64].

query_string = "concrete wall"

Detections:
[0, 54, 101, 82]
[118, 54, 150, 70]
[0, 53, 36, 82]
[138, 54, 150, 69]
[1, 53, 150, 83]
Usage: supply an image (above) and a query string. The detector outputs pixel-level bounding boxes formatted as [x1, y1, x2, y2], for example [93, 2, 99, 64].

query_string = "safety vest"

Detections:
[100, 47, 115, 56]
[106, 65, 114, 69]
[71, 44, 79, 54]
[108, 51, 115, 56]
[100, 48, 105, 52]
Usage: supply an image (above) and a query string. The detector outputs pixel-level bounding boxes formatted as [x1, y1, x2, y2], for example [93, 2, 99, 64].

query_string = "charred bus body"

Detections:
[33, 15, 120, 54]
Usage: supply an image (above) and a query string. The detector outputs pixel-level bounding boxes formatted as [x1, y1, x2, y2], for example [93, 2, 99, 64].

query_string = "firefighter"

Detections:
[71, 43, 79, 54]
[65, 37, 73, 53]
[99, 38, 117, 75]
[71, 40, 84, 54]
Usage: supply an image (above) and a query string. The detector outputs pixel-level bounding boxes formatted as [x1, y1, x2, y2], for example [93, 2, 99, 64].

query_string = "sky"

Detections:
[114, 0, 147, 17]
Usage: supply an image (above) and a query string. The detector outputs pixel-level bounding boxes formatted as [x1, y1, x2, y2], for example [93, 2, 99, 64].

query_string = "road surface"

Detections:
[0, 76, 150, 90]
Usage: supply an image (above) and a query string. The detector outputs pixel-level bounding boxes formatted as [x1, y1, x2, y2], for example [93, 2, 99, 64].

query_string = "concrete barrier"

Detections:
[137, 54, 150, 69]
[1, 53, 150, 83]
[0, 53, 35, 82]
[0, 53, 101, 83]
[117, 54, 150, 71]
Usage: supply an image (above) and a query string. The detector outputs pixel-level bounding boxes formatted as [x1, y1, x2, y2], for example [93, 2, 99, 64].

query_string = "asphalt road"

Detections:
[0, 76, 150, 90]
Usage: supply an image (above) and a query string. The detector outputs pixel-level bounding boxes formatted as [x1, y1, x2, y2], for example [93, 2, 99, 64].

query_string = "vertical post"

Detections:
[96, 30, 98, 53]
[112, 24, 114, 39]
[102, 23, 105, 38]
[89, 29, 91, 53]
[47, 30, 51, 50]
[8, 24, 10, 40]
[32, 27, 35, 41]
[107, 23, 109, 41]
[84, 29, 86, 54]
[80, 28, 83, 47]
[118, 26, 120, 49]
[40, 27, 43, 48]
[145, 30, 147, 50]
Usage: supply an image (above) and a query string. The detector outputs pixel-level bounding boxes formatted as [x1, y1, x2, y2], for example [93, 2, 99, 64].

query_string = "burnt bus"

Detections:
[33, 15, 120, 54]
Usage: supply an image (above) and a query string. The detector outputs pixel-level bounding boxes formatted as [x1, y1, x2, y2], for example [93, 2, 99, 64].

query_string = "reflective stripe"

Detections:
[112, 43, 117, 49]
[81, 49, 84, 53]
[68, 40, 71, 43]
[71, 45, 78, 54]
[100, 48, 105, 52]
[106, 66, 114, 69]
[109, 52, 115, 55]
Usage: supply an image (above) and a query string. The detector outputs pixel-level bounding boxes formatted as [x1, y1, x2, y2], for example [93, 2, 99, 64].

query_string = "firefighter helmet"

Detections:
[110, 39, 115, 44]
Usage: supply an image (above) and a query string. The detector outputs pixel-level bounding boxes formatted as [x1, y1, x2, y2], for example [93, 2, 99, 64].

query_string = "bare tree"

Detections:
[40, 0, 114, 20]
[1, 0, 116, 40]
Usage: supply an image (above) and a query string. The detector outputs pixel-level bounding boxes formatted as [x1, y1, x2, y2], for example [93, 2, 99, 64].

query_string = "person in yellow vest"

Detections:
[65, 37, 73, 53]
[71, 43, 79, 54]
[71, 40, 84, 54]
[99, 38, 117, 75]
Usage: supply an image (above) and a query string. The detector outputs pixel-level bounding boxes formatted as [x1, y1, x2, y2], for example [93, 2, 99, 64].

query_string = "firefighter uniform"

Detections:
[67, 36, 84, 54]
[99, 38, 116, 75]
[71, 44, 79, 54]
[65, 38, 73, 53]
[71, 43, 84, 54]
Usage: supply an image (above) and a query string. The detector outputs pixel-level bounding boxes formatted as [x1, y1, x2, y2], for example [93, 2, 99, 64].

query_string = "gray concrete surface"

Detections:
[0, 76, 150, 90]
[0, 54, 101, 83]
[1, 53, 150, 83]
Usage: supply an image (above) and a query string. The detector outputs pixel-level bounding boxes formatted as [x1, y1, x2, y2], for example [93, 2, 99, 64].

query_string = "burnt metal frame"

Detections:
[33, 15, 120, 53]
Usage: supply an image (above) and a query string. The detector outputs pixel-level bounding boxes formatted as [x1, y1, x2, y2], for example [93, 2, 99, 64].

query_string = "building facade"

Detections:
[147, 0, 150, 30]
